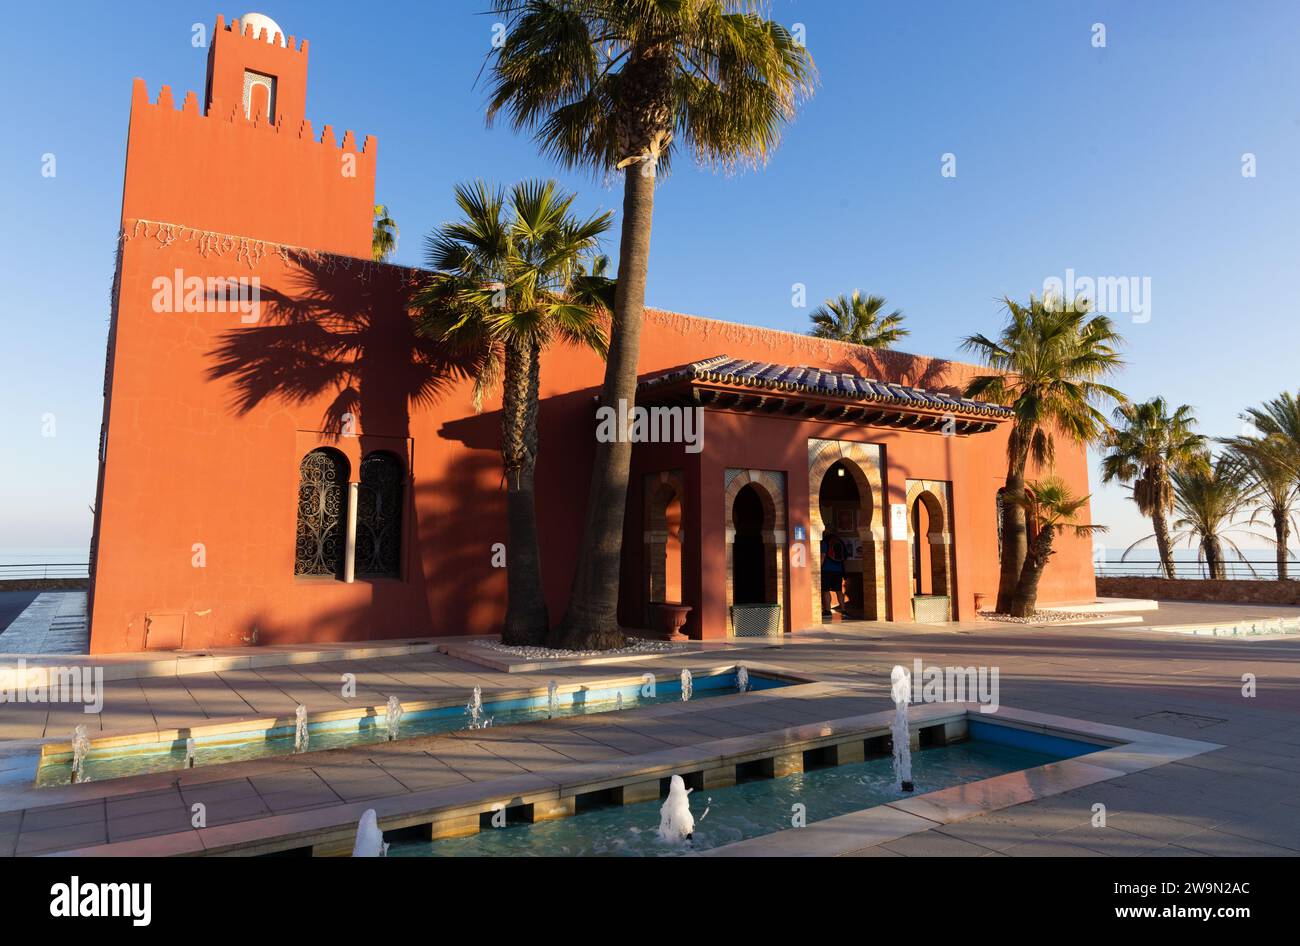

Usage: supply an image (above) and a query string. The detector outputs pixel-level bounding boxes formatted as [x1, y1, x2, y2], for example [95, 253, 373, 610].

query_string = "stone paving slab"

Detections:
[710, 804, 940, 857]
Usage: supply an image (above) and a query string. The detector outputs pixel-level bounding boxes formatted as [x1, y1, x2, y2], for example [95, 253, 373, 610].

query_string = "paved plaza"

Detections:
[1, 598, 1299, 857]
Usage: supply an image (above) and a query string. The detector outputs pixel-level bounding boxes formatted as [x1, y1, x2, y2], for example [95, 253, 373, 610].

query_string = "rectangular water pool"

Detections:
[36, 668, 785, 787]
[387, 723, 1103, 857]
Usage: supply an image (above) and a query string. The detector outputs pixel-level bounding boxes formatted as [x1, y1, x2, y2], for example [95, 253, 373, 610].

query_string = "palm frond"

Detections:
[807, 291, 909, 348]
[485, 0, 816, 176]
[413, 177, 614, 410]
[962, 295, 1127, 471]
[371, 204, 399, 261]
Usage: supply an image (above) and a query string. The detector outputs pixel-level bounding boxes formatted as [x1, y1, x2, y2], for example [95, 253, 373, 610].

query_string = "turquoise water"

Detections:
[36, 669, 784, 786]
[388, 734, 1095, 857]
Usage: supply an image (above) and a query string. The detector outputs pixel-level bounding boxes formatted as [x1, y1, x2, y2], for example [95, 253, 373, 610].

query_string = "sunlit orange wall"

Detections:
[87, 20, 1095, 653]
[90, 246, 1096, 653]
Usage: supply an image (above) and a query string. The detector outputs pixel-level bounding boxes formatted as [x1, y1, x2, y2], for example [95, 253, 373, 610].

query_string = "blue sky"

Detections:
[3, 0, 1298, 556]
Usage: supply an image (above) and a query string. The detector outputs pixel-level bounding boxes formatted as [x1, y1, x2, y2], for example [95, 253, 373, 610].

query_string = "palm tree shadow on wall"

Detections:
[205, 257, 476, 438]
[202, 257, 484, 643]
[827, 348, 954, 394]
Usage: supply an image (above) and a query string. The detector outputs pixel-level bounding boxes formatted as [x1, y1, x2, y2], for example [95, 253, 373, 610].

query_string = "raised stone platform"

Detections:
[0, 593, 87, 655]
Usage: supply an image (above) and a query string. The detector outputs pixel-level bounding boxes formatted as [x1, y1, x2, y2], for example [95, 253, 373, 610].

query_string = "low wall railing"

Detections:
[0, 563, 90, 581]
[1094, 561, 1295, 581]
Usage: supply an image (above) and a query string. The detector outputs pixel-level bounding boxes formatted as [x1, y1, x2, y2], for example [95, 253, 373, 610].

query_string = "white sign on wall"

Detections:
[890, 503, 909, 540]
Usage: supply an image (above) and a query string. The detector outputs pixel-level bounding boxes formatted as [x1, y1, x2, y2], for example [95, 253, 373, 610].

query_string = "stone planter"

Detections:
[651, 602, 693, 641]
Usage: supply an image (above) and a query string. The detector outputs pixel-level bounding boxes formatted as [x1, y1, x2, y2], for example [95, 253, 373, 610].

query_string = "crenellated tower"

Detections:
[204, 12, 308, 126]
[120, 13, 375, 257]
[90, 14, 386, 651]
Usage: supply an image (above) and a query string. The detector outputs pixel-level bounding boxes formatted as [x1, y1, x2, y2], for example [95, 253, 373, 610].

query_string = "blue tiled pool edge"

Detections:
[35, 667, 791, 786]
[966, 718, 1105, 759]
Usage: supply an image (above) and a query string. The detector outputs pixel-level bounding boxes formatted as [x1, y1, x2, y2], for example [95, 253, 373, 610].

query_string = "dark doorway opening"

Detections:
[818, 460, 864, 618]
[732, 483, 768, 604]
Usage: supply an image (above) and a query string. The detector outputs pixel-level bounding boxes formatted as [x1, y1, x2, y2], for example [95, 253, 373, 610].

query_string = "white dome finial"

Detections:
[241, 12, 286, 46]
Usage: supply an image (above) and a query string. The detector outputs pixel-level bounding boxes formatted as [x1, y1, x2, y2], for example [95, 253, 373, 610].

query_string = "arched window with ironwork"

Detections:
[295, 448, 350, 577]
[356, 451, 404, 578]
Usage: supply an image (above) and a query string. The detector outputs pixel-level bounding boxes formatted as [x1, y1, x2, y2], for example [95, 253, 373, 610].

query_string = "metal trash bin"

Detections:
[730, 603, 783, 637]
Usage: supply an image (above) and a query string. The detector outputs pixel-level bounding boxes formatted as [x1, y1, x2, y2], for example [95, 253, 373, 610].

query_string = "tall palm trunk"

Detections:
[551, 164, 656, 649]
[1203, 536, 1225, 581]
[1274, 509, 1289, 581]
[996, 438, 1030, 614]
[501, 337, 548, 645]
[1150, 502, 1176, 580]
[1010, 525, 1055, 618]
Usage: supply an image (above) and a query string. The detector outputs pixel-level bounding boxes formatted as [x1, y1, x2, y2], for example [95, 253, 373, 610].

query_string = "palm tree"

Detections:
[1241, 391, 1300, 470]
[371, 204, 399, 261]
[1163, 454, 1258, 580]
[808, 291, 909, 348]
[1219, 433, 1298, 580]
[416, 180, 613, 646]
[1226, 392, 1300, 578]
[1009, 477, 1106, 618]
[961, 295, 1125, 613]
[1101, 397, 1206, 580]
[486, 0, 815, 650]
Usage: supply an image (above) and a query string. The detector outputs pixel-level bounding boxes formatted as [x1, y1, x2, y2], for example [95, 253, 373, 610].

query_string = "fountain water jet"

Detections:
[547, 679, 558, 718]
[352, 809, 389, 857]
[890, 665, 914, 792]
[385, 695, 404, 741]
[658, 774, 695, 842]
[615, 692, 624, 711]
[465, 686, 492, 729]
[735, 664, 750, 693]
[185, 737, 196, 768]
[70, 725, 90, 783]
[294, 704, 309, 753]
[680, 669, 693, 702]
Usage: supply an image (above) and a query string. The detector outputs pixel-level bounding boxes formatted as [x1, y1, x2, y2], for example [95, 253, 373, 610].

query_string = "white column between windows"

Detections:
[344, 481, 359, 582]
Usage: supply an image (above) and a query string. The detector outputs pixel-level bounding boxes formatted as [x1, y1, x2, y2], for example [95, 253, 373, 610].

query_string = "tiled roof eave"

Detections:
[637, 355, 1014, 420]
[646, 377, 1011, 420]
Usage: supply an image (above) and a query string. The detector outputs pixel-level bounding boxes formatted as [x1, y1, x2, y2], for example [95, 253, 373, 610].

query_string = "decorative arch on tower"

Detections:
[242, 70, 277, 121]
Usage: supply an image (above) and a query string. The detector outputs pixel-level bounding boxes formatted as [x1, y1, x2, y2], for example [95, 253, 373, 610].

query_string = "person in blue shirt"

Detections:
[821, 530, 847, 617]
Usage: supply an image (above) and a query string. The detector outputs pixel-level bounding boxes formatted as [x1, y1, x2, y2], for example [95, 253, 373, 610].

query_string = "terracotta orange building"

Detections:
[87, 14, 1097, 654]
